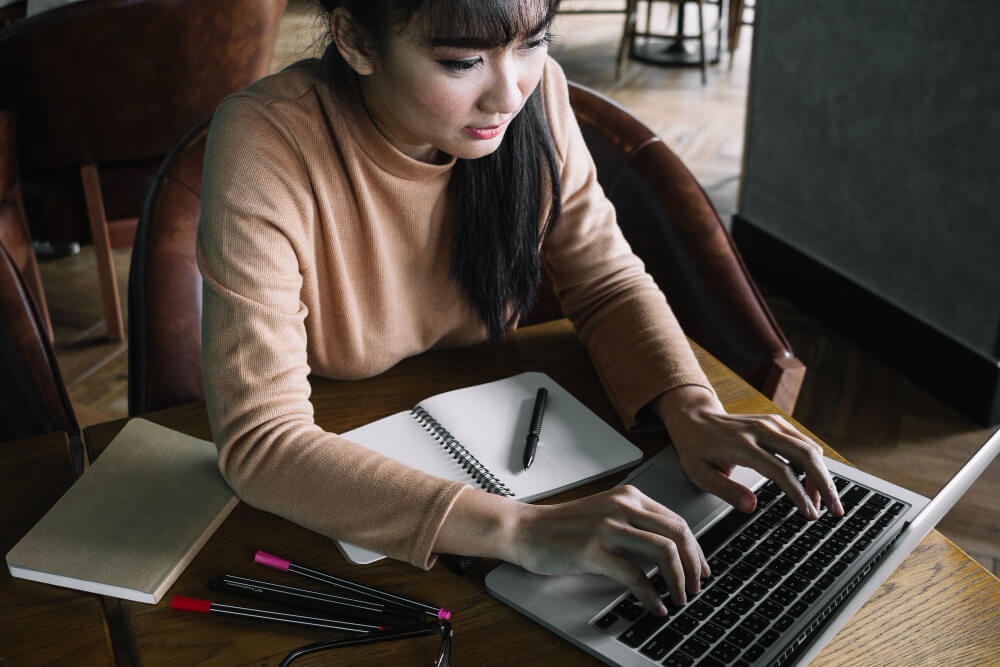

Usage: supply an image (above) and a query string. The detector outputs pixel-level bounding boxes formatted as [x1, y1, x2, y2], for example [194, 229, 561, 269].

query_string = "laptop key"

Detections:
[768, 586, 796, 607]
[742, 582, 768, 602]
[869, 493, 891, 508]
[613, 599, 645, 621]
[740, 612, 770, 634]
[698, 507, 758, 555]
[727, 626, 756, 648]
[711, 607, 743, 630]
[759, 629, 782, 647]
[717, 574, 744, 594]
[688, 600, 715, 621]
[640, 627, 683, 660]
[662, 653, 695, 666]
[753, 568, 781, 589]
[728, 594, 755, 615]
[773, 614, 795, 632]
[670, 612, 700, 634]
[758, 600, 783, 620]
[840, 485, 870, 512]
[698, 621, 726, 643]
[702, 587, 730, 607]
[709, 641, 742, 663]
[618, 613, 668, 647]
[594, 612, 617, 629]
[679, 636, 711, 657]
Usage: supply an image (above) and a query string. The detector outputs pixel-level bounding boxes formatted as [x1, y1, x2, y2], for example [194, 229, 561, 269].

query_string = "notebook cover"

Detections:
[5, 418, 238, 604]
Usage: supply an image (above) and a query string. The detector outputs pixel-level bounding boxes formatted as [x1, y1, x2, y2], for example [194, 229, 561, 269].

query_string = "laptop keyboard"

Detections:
[593, 475, 909, 666]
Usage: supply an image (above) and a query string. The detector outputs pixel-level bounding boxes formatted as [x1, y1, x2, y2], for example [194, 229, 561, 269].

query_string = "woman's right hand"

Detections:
[508, 486, 708, 615]
[436, 485, 708, 616]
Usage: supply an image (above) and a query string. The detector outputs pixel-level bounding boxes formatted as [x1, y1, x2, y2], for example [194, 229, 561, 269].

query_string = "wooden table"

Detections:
[72, 320, 1000, 665]
[0, 432, 116, 666]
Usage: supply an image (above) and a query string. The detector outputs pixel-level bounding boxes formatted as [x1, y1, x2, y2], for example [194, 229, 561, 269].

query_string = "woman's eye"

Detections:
[440, 58, 481, 72]
[524, 32, 554, 50]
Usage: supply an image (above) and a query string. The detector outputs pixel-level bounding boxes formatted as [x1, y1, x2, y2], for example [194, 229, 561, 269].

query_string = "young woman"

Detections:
[198, 0, 843, 616]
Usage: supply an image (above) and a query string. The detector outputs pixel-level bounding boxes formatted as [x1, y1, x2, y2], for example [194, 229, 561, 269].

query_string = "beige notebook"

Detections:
[6, 418, 238, 604]
[337, 371, 644, 564]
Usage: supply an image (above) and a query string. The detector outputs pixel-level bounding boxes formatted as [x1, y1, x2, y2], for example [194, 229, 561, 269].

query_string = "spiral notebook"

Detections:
[336, 371, 644, 564]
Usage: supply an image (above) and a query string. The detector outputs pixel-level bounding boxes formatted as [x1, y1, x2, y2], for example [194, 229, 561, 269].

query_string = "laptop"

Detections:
[486, 427, 1000, 666]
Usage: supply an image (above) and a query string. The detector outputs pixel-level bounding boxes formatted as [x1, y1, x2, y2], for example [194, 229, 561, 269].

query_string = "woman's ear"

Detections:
[330, 8, 376, 75]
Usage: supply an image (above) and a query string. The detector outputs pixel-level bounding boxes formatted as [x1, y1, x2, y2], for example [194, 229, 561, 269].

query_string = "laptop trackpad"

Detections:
[623, 447, 765, 536]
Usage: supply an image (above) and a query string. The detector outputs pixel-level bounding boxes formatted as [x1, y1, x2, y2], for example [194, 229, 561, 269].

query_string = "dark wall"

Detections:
[738, 1, 1000, 364]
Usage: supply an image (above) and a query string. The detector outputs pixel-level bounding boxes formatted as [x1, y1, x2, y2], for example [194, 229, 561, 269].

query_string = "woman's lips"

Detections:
[464, 121, 508, 140]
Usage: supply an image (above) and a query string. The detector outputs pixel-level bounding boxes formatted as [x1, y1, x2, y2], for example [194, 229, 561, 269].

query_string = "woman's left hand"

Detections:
[653, 386, 844, 519]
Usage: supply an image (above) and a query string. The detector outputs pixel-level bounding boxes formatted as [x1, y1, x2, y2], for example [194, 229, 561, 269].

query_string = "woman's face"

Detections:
[356, 11, 551, 163]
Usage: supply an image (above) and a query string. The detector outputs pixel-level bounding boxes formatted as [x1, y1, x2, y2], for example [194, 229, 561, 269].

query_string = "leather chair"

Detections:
[554, 83, 804, 412]
[0, 112, 81, 471]
[0, 238, 79, 456]
[0, 0, 287, 341]
[128, 118, 210, 416]
[1, 110, 52, 341]
[129, 82, 804, 416]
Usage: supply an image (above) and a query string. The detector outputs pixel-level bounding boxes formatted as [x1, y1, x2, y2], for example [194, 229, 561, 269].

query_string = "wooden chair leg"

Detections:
[696, 0, 707, 85]
[616, 0, 640, 81]
[10, 179, 54, 342]
[728, 0, 745, 69]
[79, 164, 124, 342]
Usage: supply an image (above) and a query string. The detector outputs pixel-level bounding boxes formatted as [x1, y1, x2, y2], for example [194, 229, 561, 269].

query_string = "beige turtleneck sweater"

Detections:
[197, 57, 711, 569]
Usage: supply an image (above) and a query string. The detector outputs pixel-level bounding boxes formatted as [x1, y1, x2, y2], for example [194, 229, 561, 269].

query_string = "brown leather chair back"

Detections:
[129, 83, 804, 416]
[1, 110, 52, 339]
[0, 228, 81, 470]
[0, 0, 286, 230]
[1, 109, 78, 458]
[0, 0, 287, 341]
[0, 0, 286, 171]
[0, 242, 78, 442]
[528, 83, 804, 411]
[128, 118, 210, 416]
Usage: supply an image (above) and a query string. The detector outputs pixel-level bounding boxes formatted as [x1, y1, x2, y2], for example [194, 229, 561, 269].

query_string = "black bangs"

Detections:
[415, 0, 558, 49]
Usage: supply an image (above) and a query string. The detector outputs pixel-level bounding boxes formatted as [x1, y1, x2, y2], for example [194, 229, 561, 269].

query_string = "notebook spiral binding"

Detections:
[411, 406, 515, 497]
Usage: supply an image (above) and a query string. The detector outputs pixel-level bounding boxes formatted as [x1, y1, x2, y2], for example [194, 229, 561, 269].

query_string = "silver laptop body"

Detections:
[486, 428, 1000, 666]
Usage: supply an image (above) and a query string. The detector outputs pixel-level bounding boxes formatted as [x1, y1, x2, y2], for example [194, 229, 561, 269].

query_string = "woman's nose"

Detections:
[481, 60, 524, 115]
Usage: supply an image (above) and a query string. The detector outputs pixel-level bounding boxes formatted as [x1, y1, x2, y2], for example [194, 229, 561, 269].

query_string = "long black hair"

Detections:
[317, 0, 562, 339]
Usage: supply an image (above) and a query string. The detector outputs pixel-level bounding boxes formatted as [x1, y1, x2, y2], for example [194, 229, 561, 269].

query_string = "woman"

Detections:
[198, 0, 843, 616]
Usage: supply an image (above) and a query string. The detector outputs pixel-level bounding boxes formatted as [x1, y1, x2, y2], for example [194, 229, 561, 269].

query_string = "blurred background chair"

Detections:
[617, 0, 723, 84]
[1, 110, 52, 341]
[129, 82, 804, 418]
[0, 0, 287, 341]
[1, 110, 82, 472]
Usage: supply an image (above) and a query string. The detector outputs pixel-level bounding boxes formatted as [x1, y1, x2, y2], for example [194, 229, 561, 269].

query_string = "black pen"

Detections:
[523, 387, 548, 470]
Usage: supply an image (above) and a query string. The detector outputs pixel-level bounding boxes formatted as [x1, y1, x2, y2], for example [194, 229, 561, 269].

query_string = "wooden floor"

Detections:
[37, 2, 998, 576]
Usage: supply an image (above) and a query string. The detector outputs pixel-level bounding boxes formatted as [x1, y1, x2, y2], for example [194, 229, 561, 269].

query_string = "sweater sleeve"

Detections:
[537, 61, 715, 428]
[197, 94, 467, 569]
